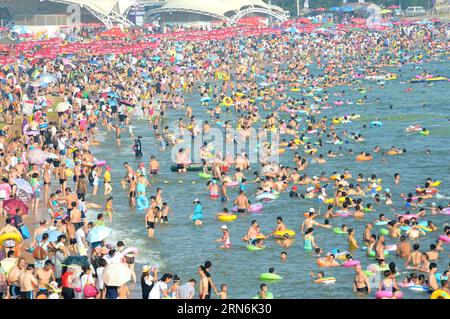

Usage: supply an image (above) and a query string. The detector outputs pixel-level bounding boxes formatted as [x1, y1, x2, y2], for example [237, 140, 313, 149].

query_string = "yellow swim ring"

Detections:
[273, 229, 296, 238]
[218, 214, 237, 222]
[430, 181, 441, 187]
[0, 232, 22, 246]
[430, 290, 450, 299]
[223, 97, 233, 107]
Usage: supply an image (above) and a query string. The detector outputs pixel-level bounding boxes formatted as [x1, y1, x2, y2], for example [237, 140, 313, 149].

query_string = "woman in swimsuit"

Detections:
[379, 271, 402, 298]
[348, 228, 359, 250]
[43, 162, 52, 202]
[168, 275, 180, 299]
[217, 225, 231, 249]
[104, 197, 114, 223]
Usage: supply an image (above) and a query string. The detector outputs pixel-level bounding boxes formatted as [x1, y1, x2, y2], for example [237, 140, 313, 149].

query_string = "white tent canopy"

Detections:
[51, 0, 138, 28]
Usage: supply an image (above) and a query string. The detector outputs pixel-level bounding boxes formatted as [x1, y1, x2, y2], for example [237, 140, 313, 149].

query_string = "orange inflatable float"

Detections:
[355, 155, 373, 161]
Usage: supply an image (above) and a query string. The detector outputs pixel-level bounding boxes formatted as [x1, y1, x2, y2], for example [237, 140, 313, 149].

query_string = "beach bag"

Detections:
[19, 225, 30, 240]
[33, 245, 47, 261]
[84, 283, 99, 298]
[73, 275, 82, 293]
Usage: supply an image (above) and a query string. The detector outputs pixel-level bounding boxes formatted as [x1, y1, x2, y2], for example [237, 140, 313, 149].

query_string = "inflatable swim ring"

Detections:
[253, 292, 274, 299]
[438, 235, 450, 243]
[376, 291, 404, 299]
[136, 195, 149, 211]
[333, 227, 347, 235]
[356, 155, 373, 161]
[370, 121, 383, 128]
[247, 244, 264, 251]
[375, 221, 388, 226]
[255, 193, 277, 201]
[198, 172, 212, 179]
[315, 277, 336, 284]
[368, 250, 389, 258]
[232, 204, 263, 213]
[0, 233, 22, 246]
[218, 214, 237, 222]
[273, 229, 295, 238]
[259, 273, 282, 281]
[222, 97, 233, 107]
[342, 260, 361, 268]
[430, 290, 450, 299]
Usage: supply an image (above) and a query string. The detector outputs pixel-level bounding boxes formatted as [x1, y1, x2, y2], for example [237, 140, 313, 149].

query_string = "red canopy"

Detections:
[387, 5, 399, 9]
[237, 16, 267, 27]
[0, 56, 15, 65]
[314, 8, 327, 12]
[297, 18, 311, 24]
[351, 18, 366, 25]
[99, 27, 127, 38]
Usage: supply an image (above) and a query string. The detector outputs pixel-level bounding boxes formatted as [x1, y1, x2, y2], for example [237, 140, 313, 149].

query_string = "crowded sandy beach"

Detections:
[0, 1, 449, 300]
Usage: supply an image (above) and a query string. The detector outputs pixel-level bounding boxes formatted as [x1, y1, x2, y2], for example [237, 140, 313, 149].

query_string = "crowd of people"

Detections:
[0, 17, 449, 299]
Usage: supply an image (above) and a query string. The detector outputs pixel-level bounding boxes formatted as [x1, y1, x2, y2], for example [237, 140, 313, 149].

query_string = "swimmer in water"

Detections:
[280, 251, 287, 262]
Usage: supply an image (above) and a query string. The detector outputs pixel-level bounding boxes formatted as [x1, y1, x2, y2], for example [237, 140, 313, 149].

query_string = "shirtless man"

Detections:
[273, 216, 287, 235]
[405, 244, 422, 268]
[374, 235, 386, 261]
[0, 218, 23, 238]
[35, 260, 55, 297]
[426, 244, 439, 261]
[243, 220, 259, 244]
[301, 209, 327, 233]
[406, 226, 425, 240]
[63, 217, 77, 253]
[7, 257, 26, 298]
[123, 162, 134, 184]
[148, 156, 160, 175]
[428, 263, 439, 292]
[175, 149, 188, 173]
[396, 235, 412, 258]
[235, 154, 246, 171]
[144, 207, 156, 238]
[353, 264, 371, 294]
[59, 188, 78, 210]
[198, 266, 209, 299]
[69, 202, 83, 231]
[233, 190, 250, 213]
[129, 176, 137, 208]
[19, 264, 38, 299]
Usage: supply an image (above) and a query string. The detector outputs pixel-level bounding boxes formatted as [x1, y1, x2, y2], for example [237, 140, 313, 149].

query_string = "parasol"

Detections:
[36, 230, 62, 243]
[102, 263, 132, 287]
[0, 257, 17, 274]
[55, 102, 71, 112]
[62, 255, 90, 268]
[2, 199, 29, 215]
[86, 226, 112, 243]
[12, 178, 33, 194]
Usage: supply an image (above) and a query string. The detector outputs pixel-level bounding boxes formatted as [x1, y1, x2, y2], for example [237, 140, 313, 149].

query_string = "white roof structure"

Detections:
[148, 0, 288, 23]
[50, 0, 138, 28]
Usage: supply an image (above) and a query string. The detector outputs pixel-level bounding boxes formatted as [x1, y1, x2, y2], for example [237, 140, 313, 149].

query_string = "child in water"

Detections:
[104, 197, 115, 223]
[216, 284, 228, 299]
